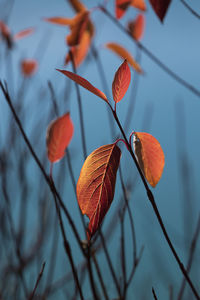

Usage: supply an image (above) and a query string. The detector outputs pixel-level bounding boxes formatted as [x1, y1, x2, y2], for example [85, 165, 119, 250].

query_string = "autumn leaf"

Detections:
[77, 144, 121, 240]
[133, 132, 165, 187]
[14, 28, 35, 41]
[68, 0, 86, 12]
[46, 112, 74, 163]
[112, 60, 131, 103]
[57, 69, 108, 102]
[66, 11, 89, 46]
[149, 0, 171, 22]
[65, 30, 91, 68]
[128, 14, 145, 41]
[115, 0, 131, 19]
[44, 17, 74, 26]
[105, 43, 143, 74]
[130, 0, 146, 11]
[21, 59, 38, 77]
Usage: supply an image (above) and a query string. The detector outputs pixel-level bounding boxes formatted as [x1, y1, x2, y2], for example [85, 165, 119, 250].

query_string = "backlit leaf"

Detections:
[105, 42, 143, 74]
[44, 17, 74, 26]
[66, 11, 89, 46]
[128, 14, 145, 41]
[130, 0, 146, 11]
[115, 0, 131, 19]
[149, 0, 171, 22]
[56, 69, 108, 102]
[133, 132, 165, 187]
[112, 60, 131, 103]
[77, 144, 121, 240]
[21, 59, 38, 77]
[65, 30, 91, 68]
[46, 112, 74, 163]
[68, 0, 86, 12]
[14, 28, 35, 40]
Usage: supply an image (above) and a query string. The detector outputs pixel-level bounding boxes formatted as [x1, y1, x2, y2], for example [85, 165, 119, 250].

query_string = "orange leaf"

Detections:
[66, 11, 89, 46]
[44, 17, 74, 26]
[115, 0, 131, 19]
[130, 0, 146, 11]
[112, 60, 131, 103]
[65, 30, 91, 68]
[14, 28, 35, 40]
[68, 0, 86, 12]
[149, 0, 171, 22]
[128, 14, 145, 41]
[77, 143, 121, 240]
[105, 42, 143, 74]
[46, 112, 74, 163]
[133, 132, 165, 187]
[21, 59, 38, 77]
[56, 69, 108, 102]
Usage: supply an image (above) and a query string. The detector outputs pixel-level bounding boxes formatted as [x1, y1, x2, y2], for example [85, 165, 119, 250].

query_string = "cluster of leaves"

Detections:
[46, 59, 165, 240]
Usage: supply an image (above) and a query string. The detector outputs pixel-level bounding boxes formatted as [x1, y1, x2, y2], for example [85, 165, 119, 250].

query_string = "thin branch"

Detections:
[0, 81, 84, 256]
[177, 214, 200, 300]
[29, 262, 46, 300]
[180, 0, 200, 19]
[152, 287, 158, 300]
[99, 6, 200, 99]
[69, 50, 87, 160]
[106, 102, 200, 300]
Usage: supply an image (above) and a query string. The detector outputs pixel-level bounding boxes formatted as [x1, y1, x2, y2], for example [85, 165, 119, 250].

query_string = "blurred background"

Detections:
[0, 0, 200, 299]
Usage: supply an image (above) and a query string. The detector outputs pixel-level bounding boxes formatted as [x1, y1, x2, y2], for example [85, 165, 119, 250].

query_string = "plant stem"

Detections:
[107, 102, 200, 300]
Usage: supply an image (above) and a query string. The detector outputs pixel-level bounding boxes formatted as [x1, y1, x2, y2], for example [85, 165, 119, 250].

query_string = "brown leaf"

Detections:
[149, 0, 171, 22]
[128, 14, 145, 41]
[77, 143, 121, 239]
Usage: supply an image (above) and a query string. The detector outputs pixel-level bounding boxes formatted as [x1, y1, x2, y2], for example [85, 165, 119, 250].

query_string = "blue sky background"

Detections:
[1, 0, 200, 299]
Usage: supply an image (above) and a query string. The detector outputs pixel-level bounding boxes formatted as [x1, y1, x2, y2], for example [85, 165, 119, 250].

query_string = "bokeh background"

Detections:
[0, 0, 200, 299]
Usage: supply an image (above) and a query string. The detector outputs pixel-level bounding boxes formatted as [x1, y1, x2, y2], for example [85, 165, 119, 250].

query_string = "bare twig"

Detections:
[180, 0, 200, 19]
[29, 262, 46, 300]
[177, 214, 200, 300]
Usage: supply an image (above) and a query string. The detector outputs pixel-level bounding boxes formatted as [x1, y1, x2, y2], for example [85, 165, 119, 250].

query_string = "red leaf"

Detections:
[133, 132, 165, 187]
[46, 112, 74, 163]
[115, 0, 131, 19]
[128, 14, 145, 41]
[56, 69, 108, 102]
[112, 60, 131, 103]
[149, 0, 171, 22]
[77, 143, 121, 240]
[105, 43, 143, 74]
[21, 59, 38, 77]
[14, 28, 35, 40]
